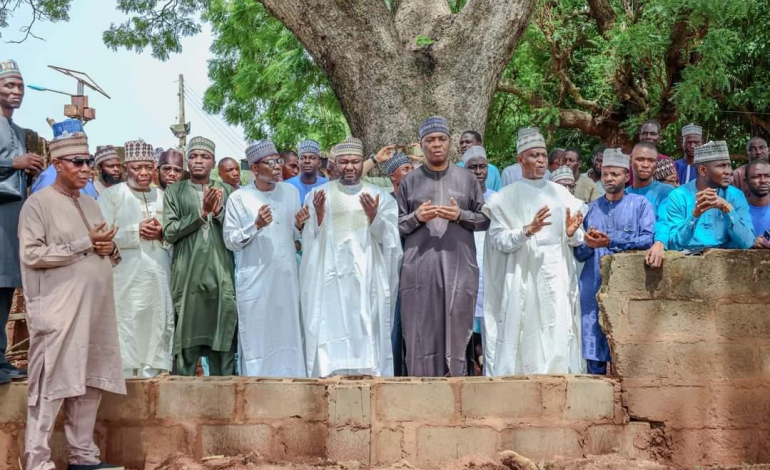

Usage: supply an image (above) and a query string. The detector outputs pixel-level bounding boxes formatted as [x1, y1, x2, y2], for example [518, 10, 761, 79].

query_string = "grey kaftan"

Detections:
[397, 164, 490, 377]
[19, 187, 126, 403]
[0, 116, 26, 288]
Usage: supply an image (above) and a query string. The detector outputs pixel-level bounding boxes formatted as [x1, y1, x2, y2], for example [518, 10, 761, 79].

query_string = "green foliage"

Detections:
[0, 0, 72, 42]
[203, 0, 348, 151]
[103, 0, 206, 60]
[415, 35, 435, 47]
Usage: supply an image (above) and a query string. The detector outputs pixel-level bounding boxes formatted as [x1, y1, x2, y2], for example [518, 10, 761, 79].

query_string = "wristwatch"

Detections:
[369, 153, 378, 163]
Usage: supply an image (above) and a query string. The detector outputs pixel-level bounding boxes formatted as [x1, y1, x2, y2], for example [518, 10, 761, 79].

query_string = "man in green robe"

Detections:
[163, 136, 238, 375]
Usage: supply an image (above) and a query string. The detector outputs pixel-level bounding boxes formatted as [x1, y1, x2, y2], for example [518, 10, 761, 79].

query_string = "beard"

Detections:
[101, 169, 122, 186]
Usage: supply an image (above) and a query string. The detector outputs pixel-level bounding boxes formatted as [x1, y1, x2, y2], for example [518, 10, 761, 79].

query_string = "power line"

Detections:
[184, 97, 245, 157]
[183, 84, 245, 145]
[181, 87, 245, 153]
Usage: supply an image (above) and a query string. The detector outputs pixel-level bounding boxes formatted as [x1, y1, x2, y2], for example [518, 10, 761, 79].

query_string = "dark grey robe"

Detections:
[397, 163, 490, 377]
[0, 116, 27, 288]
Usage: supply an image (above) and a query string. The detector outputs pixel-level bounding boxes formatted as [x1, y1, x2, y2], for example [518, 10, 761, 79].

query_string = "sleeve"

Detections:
[501, 166, 514, 187]
[725, 191, 756, 249]
[457, 177, 491, 232]
[666, 190, 697, 250]
[653, 198, 671, 249]
[566, 197, 588, 247]
[302, 188, 320, 245]
[99, 189, 141, 250]
[30, 167, 55, 194]
[212, 183, 231, 224]
[609, 199, 655, 252]
[163, 186, 206, 244]
[223, 195, 257, 252]
[573, 209, 594, 262]
[369, 189, 400, 246]
[483, 197, 529, 254]
[18, 199, 93, 269]
[397, 177, 422, 236]
[292, 189, 303, 242]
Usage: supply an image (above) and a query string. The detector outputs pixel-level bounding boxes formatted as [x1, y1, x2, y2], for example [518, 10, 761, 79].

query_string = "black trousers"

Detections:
[0, 287, 15, 365]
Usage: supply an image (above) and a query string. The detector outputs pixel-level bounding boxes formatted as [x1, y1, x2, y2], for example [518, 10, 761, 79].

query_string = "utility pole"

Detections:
[170, 74, 191, 150]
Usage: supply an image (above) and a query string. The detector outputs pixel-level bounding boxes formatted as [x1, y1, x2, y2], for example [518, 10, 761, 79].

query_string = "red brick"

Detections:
[327, 427, 370, 463]
[276, 422, 326, 457]
[97, 379, 154, 422]
[669, 343, 756, 381]
[585, 423, 652, 459]
[104, 426, 190, 469]
[708, 386, 770, 428]
[612, 343, 669, 379]
[671, 429, 757, 468]
[373, 428, 403, 466]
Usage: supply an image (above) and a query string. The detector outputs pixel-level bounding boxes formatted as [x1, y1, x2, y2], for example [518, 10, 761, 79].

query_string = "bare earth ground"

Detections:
[140, 452, 676, 470]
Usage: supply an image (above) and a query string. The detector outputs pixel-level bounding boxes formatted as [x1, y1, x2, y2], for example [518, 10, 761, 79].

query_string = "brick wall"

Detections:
[0, 375, 651, 469]
[600, 250, 770, 468]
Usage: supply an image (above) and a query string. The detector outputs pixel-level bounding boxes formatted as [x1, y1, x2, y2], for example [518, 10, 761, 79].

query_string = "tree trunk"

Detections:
[258, 0, 537, 159]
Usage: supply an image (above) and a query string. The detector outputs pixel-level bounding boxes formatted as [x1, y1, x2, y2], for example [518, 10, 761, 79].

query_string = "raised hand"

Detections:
[255, 204, 273, 229]
[140, 218, 163, 241]
[415, 200, 438, 223]
[359, 192, 380, 224]
[201, 186, 220, 218]
[435, 196, 461, 222]
[584, 226, 610, 248]
[89, 223, 118, 258]
[375, 145, 396, 163]
[524, 206, 552, 236]
[313, 189, 326, 227]
[295, 205, 310, 230]
[565, 208, 584, 237]
[693, 188, 719, 217]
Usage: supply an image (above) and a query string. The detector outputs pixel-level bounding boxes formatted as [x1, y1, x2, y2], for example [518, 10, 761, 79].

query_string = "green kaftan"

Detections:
[163, 180, 237, 355]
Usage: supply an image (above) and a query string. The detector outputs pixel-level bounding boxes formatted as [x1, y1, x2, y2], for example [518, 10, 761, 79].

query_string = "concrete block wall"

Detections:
[600, 250, 770, 468]
[0, 375, 651, 469]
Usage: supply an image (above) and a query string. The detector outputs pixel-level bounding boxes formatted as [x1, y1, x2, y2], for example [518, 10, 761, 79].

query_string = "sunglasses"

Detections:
[60, 157, 95, 168]
[259, 158, 285, 168]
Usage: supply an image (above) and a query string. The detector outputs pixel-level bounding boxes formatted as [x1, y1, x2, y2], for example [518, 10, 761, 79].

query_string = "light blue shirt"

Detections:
[627, 180, 675, 248]
[665, 181, 754, 251]
[30, 165, 99, 198]
[286, 174, 327, 205]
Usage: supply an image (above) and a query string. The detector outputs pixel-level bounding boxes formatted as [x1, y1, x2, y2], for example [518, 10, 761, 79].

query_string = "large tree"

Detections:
[103, 0, 539, 156]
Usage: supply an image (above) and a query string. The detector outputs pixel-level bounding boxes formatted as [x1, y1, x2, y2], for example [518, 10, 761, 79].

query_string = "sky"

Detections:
[5, 0, 247, 160]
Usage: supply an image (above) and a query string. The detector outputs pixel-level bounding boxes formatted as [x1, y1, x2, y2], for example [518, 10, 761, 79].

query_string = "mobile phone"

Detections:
[763, 229, 770, 241]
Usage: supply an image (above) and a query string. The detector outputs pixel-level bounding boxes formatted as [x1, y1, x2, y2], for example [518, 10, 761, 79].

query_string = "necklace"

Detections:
[53, 183, 91, 231]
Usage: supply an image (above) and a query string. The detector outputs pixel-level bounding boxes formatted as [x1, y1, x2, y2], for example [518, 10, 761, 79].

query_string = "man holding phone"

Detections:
[163, 136, 238, 376]
[99, 139, 175, 378]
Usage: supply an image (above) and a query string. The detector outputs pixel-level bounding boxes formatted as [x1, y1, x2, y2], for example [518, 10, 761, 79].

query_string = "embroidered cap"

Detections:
[298, 139, 321, 157]
[245, 139, 279, 165]
[50, 133, 89, 160]
[693, 140, 730, 165]
[516, 127, 546, 155]
[94, 146, 119, 167]
[654, 158, 676, 181]
[186, 136, 216, 158]
[0, 60, 22, 80]
[382, 152, 411, 176]
[419, 116, 451, 141]
[124, 140, 155, 163]
[331, 137, 364, 159]
[550, 166, 575, 183]
[681, 123, 703, 138]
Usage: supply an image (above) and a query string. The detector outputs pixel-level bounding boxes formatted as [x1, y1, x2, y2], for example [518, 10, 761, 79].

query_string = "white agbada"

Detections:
[482, 178, 587, 376]
[223, 182, 306, 377]
[300, 180, 402, 378]
[98, 183, 174, 376]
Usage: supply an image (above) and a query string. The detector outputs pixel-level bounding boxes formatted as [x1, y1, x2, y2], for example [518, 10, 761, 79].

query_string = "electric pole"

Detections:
[170, 74, 190, 150]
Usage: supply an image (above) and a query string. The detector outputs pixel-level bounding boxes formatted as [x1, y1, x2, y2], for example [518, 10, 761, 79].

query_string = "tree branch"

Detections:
[586, 0, 615, 38]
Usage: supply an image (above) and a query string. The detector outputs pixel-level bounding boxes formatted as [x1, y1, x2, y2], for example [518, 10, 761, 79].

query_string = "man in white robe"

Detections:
[99, 140, 175, 378]
[483, 128, 587, 376]
[224, 139, 308, 377]
[300, 137, 402, 378]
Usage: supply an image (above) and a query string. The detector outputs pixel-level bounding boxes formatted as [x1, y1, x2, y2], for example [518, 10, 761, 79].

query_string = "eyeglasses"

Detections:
[59, 157, 95, 168]
[259, 158, 285, 168]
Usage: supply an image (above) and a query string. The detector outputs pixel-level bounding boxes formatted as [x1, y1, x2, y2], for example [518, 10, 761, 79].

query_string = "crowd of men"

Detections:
[2, 59, 770, 470]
